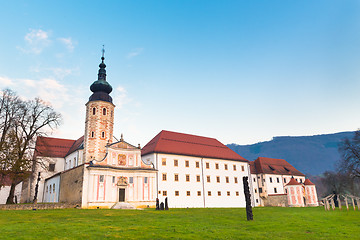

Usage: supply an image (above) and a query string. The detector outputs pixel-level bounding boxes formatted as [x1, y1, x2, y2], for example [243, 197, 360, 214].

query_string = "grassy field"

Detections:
[0, 207, 359, 239]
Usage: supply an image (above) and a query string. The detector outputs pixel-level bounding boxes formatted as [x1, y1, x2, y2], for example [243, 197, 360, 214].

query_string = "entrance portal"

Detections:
[119, 188, 125, 202]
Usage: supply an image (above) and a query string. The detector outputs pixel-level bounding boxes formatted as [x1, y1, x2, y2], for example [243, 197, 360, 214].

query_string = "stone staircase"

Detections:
[111, 202, 136, 209]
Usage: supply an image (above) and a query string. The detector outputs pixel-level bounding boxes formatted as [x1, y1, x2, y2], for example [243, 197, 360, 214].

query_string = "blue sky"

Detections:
[1, 1, 360, 146]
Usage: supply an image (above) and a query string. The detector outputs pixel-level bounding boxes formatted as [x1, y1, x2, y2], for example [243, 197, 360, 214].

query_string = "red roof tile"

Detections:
[304, 178, 315, 185]
[249, 161, 257, 174]
[66, 136, 84, 156]
[141, 130, 247, 162]
[252, 157, 305, 176]
[35, 136, 76, 158]
[285, 177, 302, 186]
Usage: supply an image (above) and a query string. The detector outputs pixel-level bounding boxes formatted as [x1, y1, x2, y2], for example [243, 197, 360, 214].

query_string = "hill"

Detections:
[227, 131, 355, 175]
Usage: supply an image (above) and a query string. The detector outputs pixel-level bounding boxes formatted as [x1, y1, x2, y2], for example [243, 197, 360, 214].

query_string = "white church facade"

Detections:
[19, 53, 318, 208]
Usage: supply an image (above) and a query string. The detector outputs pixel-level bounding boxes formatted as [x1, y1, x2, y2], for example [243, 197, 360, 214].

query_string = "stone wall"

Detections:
[59, 165, 84, 204]
[263, 194, 288, 207]
[0, 203, 78, 210]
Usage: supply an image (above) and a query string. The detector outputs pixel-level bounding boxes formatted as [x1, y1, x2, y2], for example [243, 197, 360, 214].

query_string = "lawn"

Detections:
[0, 207, 359, 239]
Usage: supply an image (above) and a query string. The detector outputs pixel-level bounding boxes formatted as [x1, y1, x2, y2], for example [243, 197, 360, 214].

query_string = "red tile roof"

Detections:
[66, 136, 84, 156]
[141, 130, 247, 162]
[35, 136, 77, 158]
[285, 177, 302, 186]
[304, 178, 315, 185]
[249, 161, 257, 174]
[252, 157, 305, 176]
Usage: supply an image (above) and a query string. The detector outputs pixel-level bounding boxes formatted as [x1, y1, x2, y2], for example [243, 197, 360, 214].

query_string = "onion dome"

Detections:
[89, 48, 113, 103]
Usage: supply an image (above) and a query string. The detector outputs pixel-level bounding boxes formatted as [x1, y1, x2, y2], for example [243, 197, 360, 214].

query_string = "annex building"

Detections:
[19, 54, 318, 208]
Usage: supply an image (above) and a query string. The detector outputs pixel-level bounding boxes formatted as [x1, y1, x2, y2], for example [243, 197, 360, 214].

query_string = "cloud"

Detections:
[127, 48, 144, 59]
[58, 37, 75, 52]
[18, 29, 52, 54]
[0, 76, 15, 86]
[113, 86, 131, 108]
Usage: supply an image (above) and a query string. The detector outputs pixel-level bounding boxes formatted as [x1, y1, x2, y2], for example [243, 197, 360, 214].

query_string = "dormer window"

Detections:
[284, 167, 290, 172]
[269, 165, 275, 171]
[92, 107, 96, 115]
[103, 108, 106, 115]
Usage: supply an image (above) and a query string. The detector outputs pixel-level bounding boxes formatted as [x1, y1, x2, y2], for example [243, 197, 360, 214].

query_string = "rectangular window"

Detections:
[255, 189, 257, 193]
[215, 163, 219, 169]
[129, 177, 134, 184]
[196, 175, 201, 182]
[274, 188, 277, 193]
[277, 177, 280, 183]
[197, 191, 201, 196]
[99, 175, 104, 183]
[224, 164, 228, 170]
[208, 191, 211, 196]
[218, 191, 221, 196]
[226, 176, 229, 183]
[300, 179, 303, 183]
[48, 163, 55, 172]
[270, 177, 273, 183]
[162, 173, 167, 181]
[196, 161, 200, 168]
[253, 178, 256, 182]
[233, 165, 236, 171]
[284, 178, 287, 183]
[185, 160, 189, 167]
[259, 188, 263, 193]
[186, 174, 190, 182]
[162, 158, 166, 166]
[234, 177, 238, 184]
[187, 191, 190, 196]
[217, 176, 220, 183]
[144, 177, 148, 184]
[163, 191, 167, 196]
[227, 191, 230, 196]
[206, 162, 210, 169]
[112, 176, 115, 183]
[159, 191, 161, 194]
[174, 159, 178, 167]
[207, 176, 211, 183]
[175, 191, 179, 196]
[236, 191, 239, 196]
[241, 165, 245, 171]
[174, 174, 179, 182]
[256, 199, 259, 203]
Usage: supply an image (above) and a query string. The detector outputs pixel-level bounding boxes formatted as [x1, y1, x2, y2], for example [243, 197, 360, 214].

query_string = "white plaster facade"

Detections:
[143, 153, 251, 208]
[0, 183, 22, 204]
[43, 175, 60, 203]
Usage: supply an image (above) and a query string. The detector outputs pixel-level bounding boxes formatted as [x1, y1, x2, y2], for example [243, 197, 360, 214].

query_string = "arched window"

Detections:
[92, 107, 96, 115]
[103, 108, 106, 115]
[101, 131, 105, 138]
[91, 131, 94, 138]
[53, 184, 55, 192]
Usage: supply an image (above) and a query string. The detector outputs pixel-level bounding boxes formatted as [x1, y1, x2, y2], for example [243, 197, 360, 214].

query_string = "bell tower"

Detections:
[83, 48, 115, 163]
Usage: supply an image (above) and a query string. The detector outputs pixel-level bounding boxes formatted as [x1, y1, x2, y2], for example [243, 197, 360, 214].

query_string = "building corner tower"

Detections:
[83, 50, 115, 163]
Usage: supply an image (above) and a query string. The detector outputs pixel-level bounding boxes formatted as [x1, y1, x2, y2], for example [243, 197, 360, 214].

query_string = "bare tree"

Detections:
[339, 130, 360, 178]
[0, 89, 62, 203]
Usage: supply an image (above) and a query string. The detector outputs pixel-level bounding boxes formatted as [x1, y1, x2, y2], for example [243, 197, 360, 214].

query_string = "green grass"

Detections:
[0, 207, 359, 239]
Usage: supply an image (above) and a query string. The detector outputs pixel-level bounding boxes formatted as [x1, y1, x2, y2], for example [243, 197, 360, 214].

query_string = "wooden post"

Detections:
[331, 198, 335, 210]
[337, 195, 342, 210]
[351, 197, 356, 211]
[344, 196, 349, 211]
[326, 199, 330, 211]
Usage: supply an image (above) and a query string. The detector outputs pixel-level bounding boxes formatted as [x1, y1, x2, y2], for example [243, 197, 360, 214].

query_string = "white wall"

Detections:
[43, 175, 60, 203]
[64, 150, 83, 170]
[146, 153, 250, 208]
[0, 183, 22, 204]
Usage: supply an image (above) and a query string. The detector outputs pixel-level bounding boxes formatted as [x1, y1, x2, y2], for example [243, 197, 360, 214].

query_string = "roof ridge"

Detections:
[161, 138, 228, 149]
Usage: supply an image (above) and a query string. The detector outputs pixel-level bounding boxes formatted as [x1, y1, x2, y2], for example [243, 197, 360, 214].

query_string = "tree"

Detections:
[339, 130, 360, 179]
[0, 89, 62, 203]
